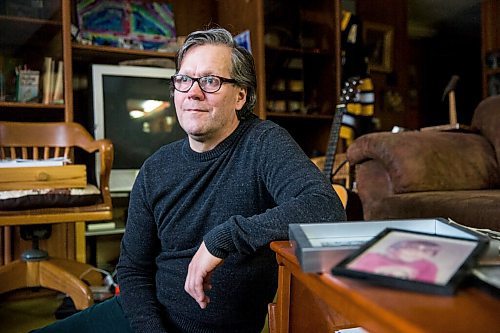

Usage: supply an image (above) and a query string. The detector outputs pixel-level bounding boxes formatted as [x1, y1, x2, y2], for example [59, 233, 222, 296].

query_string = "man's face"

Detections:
[174, 44, 247, 152]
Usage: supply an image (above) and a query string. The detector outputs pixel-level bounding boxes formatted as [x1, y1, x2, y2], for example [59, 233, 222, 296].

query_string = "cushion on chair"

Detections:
[0, 184, 102, 210]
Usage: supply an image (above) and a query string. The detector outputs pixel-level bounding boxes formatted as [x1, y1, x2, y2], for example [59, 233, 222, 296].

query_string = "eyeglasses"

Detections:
[171, 74, 237, 93]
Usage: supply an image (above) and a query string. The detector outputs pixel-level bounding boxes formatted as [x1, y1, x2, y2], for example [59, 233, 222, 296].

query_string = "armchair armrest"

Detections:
[347, 131, 500, 193]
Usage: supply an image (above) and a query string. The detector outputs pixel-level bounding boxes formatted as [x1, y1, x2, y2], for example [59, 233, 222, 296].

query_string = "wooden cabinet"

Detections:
[482, 0, 500, 98]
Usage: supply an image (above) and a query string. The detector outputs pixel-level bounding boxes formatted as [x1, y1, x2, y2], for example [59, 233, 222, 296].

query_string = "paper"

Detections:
[0, 157, 70, 168]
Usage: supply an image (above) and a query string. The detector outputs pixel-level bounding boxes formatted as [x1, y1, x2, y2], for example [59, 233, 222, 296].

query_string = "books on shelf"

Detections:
[42, 57, 64, 104]
[16, 68, 40, 102]
[87, 221, 117, 231]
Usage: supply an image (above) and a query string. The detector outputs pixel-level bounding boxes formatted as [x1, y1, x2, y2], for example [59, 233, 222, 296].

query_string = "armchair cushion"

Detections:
[0, 184, 101, 210]
[347, 131, 500, 193]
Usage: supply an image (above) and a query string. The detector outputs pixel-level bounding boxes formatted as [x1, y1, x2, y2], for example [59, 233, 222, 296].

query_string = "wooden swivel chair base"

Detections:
[0, 253, 102, 309]
[0, 121, 114, 310]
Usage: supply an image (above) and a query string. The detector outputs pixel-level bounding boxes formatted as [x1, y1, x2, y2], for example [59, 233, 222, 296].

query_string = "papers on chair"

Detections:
[0, 157, 70, 168]
[335, 328, 369, 333]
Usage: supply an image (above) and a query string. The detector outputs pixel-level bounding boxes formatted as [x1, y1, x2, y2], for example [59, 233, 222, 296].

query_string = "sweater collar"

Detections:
[182, 118, 257, 162]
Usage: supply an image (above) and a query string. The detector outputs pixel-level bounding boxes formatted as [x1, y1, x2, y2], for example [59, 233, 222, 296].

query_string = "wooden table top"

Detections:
[271, 241, 500, 333]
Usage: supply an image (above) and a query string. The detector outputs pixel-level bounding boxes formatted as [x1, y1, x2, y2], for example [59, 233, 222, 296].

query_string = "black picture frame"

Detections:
[331, 228, 488, 295]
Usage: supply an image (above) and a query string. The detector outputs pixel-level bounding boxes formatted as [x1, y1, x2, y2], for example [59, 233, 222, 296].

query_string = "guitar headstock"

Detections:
[339, 76, 362, 104]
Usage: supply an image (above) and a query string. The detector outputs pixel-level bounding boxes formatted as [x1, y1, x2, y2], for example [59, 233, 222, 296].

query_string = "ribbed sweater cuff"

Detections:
[203, 225, 234, 259]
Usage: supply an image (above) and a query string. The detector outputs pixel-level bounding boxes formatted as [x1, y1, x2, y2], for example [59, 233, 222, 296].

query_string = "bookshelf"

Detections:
[0, 1, 73, 122]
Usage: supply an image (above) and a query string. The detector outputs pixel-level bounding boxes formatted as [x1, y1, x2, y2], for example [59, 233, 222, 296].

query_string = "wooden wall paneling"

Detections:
[170, 0, 218, 36]
[216, 0, 267, 119]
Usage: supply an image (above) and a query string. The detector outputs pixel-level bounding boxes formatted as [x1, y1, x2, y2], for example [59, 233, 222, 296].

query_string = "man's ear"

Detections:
[235, 87, 247, 111]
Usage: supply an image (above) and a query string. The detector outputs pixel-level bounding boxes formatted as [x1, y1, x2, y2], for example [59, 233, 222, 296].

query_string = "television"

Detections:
[92, 64, 185, 193]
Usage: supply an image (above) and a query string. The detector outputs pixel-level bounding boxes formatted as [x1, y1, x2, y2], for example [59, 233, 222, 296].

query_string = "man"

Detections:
[34, 27, 345, 333]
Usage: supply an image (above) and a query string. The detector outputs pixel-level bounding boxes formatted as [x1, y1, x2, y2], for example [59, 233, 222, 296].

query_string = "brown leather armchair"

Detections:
[346, 95, 500, 231]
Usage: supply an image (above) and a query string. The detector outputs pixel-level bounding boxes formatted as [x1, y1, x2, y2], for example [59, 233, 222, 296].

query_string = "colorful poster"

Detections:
[76, 0, 176, 50]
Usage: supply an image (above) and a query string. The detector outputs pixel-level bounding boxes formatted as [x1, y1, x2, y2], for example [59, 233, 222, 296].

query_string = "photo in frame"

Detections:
[332, 228, 488, 295]
[363, 21, 394, 73]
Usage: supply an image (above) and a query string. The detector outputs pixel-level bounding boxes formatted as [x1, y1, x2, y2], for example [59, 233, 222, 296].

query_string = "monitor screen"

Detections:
[92, 64, 185, 193]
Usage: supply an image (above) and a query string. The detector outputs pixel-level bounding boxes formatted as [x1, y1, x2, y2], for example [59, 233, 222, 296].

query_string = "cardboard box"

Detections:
[289, 218, 487, 272]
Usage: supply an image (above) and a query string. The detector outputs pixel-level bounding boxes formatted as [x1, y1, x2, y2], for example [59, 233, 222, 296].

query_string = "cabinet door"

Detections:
[0, 0, 72, 122]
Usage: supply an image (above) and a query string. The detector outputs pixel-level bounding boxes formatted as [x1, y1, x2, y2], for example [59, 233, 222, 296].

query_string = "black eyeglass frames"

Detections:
[171, 74, 237, 93]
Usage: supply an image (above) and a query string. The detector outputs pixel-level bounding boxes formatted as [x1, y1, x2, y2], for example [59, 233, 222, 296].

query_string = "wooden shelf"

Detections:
[266, 45, 333, 57]
[485, 67, 500, 75]
[72, 43, 176, 64]
[0, 101, 65, 109]
[0, 15, 61, 46]
[266, 112, 333, 120]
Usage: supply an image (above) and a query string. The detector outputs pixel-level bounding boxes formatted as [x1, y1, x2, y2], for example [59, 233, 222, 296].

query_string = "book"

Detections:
[52, 60, 64, 104]
[42, 57, 53, 104]
[87, 222, 117, 231]
[16, 69, 39, 102]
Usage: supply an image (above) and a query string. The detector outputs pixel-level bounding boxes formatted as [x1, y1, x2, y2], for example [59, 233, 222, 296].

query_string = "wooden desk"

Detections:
[269, 241, 500, 333]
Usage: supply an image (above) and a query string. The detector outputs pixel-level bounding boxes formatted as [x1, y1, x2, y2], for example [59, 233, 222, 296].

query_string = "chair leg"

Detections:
[38, 259, 97, 310]
[0, 260, 29, 294]
[0, 258, 102, 310]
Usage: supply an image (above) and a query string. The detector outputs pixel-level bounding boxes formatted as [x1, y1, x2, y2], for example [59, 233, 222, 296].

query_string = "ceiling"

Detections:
[408, 0, 481, 38]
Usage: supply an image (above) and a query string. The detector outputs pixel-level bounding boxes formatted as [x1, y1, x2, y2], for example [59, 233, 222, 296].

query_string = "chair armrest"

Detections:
[347, 131, 500, 193]
[95, 139, 114, 204]
[67, 123, 114, 206]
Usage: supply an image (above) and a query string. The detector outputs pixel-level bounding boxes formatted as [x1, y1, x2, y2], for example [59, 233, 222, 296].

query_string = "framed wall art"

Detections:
[363, 21, 394, 73]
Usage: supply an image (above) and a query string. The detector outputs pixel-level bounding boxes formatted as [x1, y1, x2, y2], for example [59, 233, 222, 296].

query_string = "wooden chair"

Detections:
[0, 121, 113, 310]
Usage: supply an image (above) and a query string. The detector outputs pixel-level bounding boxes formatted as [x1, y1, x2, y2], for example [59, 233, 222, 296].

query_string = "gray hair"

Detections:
[175, 28, 257, 119]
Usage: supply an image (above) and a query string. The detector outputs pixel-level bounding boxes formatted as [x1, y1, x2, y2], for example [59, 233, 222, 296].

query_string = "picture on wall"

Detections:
[363, 21, 394, 73]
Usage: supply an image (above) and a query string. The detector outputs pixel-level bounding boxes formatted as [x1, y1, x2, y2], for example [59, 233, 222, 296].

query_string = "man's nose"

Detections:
[187, 80, 204, 98]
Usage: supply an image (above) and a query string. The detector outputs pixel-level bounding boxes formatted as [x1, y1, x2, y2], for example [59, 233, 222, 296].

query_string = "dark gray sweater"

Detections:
[117, 117, 346, 333]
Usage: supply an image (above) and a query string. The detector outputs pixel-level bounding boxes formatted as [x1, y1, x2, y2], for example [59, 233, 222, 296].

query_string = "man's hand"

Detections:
[184, 241, 223, 309]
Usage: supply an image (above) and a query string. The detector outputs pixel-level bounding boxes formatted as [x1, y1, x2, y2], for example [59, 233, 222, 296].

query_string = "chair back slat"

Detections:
[64, 147, 70, 159]
[46, 147, 54, 159]
[0, 145, 75, 160]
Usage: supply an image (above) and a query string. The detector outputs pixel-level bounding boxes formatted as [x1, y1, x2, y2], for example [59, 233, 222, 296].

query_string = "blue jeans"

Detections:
[31, 296, 133, 333]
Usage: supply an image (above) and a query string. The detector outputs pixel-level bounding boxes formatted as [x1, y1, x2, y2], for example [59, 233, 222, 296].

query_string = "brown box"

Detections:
[0, 165, 87, 190]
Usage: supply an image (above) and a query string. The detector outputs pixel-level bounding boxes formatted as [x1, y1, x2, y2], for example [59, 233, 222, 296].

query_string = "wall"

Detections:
[356, 0, 482, 130]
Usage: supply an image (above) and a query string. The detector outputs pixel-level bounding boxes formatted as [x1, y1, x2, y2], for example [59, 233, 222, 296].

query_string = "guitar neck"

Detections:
[323, 103, 346, 181]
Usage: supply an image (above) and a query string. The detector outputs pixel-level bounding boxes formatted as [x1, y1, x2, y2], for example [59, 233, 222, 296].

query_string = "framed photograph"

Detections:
[332, 228, 488, 295]
[363, 22, 394, 73]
